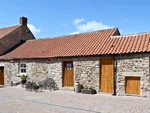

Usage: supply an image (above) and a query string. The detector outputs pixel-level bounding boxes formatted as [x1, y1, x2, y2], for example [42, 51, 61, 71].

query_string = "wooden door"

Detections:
[63, 61, 74, 87]
[100, 59, 113, 93]
[125, 77, 140, 95]
[0, 67, 4, 85]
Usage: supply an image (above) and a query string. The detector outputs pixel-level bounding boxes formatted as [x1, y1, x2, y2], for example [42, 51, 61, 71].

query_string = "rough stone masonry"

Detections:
[0, 53, 150, 97]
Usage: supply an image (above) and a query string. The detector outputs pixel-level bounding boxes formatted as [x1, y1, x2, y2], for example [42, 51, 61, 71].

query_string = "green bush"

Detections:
[21, 74, 26, 80]
[29, 82, 36, 86]
[84, 86, 89, 89]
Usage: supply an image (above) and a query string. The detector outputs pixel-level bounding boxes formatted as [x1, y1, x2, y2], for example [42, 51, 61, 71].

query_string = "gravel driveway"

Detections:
[0, 86, 150, 113]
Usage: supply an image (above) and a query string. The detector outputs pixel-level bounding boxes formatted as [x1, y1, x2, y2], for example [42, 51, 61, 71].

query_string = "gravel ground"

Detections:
[0, 86, 150, 113]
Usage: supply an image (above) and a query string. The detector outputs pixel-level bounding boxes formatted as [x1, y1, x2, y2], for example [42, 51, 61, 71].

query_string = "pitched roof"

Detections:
[110, 32, 150, 54]
[1, 28, 150, 60]
[0, 28, 118, 59]
[0, 25, 20, 39]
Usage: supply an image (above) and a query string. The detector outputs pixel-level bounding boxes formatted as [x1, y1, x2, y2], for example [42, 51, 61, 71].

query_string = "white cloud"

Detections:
[70, 32, 80, 35]
[73, 18, 84, 24]
[72, 21, 113, 34]
[27, 24, 40, 35]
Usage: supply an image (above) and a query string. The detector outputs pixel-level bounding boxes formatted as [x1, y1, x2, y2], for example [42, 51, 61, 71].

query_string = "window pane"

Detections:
[21, 64, 24, 68]
[66, 63, 72, 70]
[21, 69, 26, 73]
[66, 64, 69, 70]
[21, 69, 24, 73]
[21, 64, 26, 68]
[70, 63, 71, 70]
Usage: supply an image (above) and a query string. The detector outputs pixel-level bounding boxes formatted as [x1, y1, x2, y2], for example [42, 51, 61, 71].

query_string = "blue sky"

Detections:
[0, 0, 150, 39]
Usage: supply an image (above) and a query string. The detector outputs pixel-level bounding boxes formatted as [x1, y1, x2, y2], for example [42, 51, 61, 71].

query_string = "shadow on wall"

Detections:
[38, 78, 58, 91]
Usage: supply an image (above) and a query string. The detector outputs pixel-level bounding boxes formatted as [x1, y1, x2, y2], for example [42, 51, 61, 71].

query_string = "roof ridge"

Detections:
[27, 28, 118, 42]
[0, 24, 19, 29]
[110, 31, 150, 38]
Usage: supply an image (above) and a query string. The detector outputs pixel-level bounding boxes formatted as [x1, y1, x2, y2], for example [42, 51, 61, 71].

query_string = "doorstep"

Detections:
[59, 87, 74, 92]
[0, 85, 5, 88]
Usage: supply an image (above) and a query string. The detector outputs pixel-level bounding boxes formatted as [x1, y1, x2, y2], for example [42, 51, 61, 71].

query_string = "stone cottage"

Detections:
[0, 19, 150, 97]
[0, 17, 35, 85]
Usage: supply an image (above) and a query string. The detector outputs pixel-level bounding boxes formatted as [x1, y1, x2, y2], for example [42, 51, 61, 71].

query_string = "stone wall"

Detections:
[115, 53, 150, 97]
[73, 57, 100, 92]
[0, 61, 19, 85]
[0, 57, 101, 92]
[0, 53, 150, 97]
[0, 60, 62, 89]
[26, 60, 62, 89]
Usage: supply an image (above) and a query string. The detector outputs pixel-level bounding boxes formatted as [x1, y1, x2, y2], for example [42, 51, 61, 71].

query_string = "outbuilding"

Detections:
[0, 24, 150, 97]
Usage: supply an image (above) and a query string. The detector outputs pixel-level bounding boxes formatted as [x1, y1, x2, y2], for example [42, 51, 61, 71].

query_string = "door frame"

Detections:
[99, 58, 115, 94]
[62, 61, 74, 87]
[0, 66, 4, 85]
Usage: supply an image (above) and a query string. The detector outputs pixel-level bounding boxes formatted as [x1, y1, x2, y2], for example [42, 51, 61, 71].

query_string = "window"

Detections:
[66, 63, 72, 70]
[20, 63, 26, 74]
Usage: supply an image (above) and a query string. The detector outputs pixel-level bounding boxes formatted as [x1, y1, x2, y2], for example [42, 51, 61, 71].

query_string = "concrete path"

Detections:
[0, 86, 150, 113]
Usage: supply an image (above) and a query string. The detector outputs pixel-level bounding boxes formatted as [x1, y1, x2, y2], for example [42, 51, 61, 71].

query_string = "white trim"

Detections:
[19, 62, 26, 75]
[16, 74, 22, 77]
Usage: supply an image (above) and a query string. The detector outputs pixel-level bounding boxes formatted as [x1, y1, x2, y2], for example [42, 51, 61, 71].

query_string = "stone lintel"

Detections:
[122, 72, 143, 77]
[0, 63, 4, 66]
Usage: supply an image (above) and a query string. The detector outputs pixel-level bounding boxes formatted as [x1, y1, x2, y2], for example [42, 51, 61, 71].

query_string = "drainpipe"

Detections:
[112, 56, 116, 96]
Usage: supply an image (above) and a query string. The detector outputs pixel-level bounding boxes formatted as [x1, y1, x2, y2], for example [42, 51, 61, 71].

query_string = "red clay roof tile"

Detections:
[126, 36, 134, 53]
[1, 28, 150, 59]
[0, 25, 19, 39]
[143, 34, 149, 52]
[111, 38, 120, 54]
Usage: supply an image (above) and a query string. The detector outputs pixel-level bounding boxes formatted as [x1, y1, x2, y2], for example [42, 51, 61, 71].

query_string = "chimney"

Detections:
[19, 17, 27, 26]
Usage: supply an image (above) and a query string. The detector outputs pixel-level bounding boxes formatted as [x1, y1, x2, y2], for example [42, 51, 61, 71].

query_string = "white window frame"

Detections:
[19, 62, 26, 75]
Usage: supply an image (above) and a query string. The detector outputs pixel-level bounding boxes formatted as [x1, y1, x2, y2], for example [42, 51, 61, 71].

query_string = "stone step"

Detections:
[0, 85, 5, 88]
[59, 87, 75, 92]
